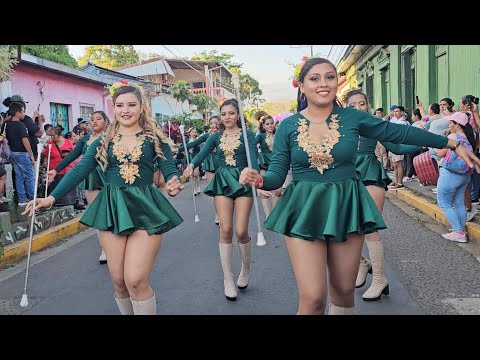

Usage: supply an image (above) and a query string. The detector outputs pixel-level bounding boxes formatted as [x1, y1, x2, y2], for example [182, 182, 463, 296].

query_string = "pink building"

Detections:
[8, 53, 148, 131]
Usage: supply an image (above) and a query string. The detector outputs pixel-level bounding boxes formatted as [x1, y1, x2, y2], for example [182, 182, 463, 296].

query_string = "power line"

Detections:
[160, 45, 205, 77]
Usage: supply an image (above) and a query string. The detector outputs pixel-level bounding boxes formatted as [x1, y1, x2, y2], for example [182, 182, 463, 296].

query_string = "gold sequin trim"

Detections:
[112, 134, 146, 184]
[297, 114, 340, 174]
[219, 131, 241, 166]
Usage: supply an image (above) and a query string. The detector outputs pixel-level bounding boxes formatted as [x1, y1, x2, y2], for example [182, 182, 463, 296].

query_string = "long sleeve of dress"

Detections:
[50, 138, 102, 201]
[156, 141, 180, 182]
[55, 137, 85, 172]
[177, 133, 209, 154]
[191, 134, 217, 168]
[261, 122, 290, 190]
[382, 142, 423, 155]
[358, 112, 448, 149]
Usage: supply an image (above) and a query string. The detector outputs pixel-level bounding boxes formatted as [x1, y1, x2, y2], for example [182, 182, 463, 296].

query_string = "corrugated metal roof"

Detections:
[119, 59, 175, 77]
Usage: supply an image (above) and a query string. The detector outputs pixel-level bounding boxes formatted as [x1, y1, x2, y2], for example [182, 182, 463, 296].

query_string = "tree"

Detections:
[9, 45, 77, 68]
[169, 80, 192, 113]
[77, 45, 139, 69]
[191, 50, 243, 69]
[0, 46, 18, 82]
[138, 51, 161, 61]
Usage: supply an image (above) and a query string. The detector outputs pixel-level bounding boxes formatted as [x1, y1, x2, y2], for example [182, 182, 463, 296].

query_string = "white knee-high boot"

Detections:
[355, 255, 372, 288]
[99, 248, 107, 264]
[130, 294, 157, 315]
[328, 303, 354, 315]
[362, 239, 389, 301]
[219, 243, 237, 301]
[237, 240, 251, 289]
[115, 296, 134, 315]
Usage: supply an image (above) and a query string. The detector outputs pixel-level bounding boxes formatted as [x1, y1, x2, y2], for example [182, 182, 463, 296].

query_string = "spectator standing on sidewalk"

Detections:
[434, 112, 476, 242]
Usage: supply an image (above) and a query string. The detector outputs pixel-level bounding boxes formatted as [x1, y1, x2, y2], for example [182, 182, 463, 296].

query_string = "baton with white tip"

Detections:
[232, 75, 266, 247]
[179, 125, 200, 223]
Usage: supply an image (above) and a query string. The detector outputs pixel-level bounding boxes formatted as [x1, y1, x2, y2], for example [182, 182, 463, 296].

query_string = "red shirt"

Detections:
[44, 139, 74, 175]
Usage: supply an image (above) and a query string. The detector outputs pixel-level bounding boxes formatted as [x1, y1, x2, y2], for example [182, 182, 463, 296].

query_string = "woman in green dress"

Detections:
[178, 116, 221, 224]
[183, 99, 259, 302]
[24, 83, 184, 315]
[239, 57, 480, 315]
[48, 111, 110, 265]
[178, 127, 202, 196]
[345, 89, 423, 301]
[255, 115, 283, 218]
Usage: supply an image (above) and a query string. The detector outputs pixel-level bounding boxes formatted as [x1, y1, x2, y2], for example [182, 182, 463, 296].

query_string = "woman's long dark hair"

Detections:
[297, 57, 342, 112]
[219, 98, 242, 130]
[461, 113, 476, 149]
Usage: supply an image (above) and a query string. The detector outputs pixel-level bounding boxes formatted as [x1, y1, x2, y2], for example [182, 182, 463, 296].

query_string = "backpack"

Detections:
[443, 134, 473, 175]
[0, 123, 11, 164]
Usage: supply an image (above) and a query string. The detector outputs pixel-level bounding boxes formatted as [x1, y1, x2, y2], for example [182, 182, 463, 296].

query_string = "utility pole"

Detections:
[290, 45, 314, 57]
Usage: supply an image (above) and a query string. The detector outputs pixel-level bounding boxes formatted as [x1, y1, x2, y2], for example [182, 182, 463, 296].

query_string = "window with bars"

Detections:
[400, 49, 415, 116]
[80, 105, 95, 123]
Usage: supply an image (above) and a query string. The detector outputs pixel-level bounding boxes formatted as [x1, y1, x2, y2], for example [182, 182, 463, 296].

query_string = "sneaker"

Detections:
[442, 232, 467, 243]
[0, 196, 9, 203]
[17, 201, 28, 207]
[432, 187, 437, 194]
[466, 210, 478, 222]
[471, 199, 480, 205]
[403, 177, 413, 182]
[394, 184, 405, 189]
[387, 183, 398, 189]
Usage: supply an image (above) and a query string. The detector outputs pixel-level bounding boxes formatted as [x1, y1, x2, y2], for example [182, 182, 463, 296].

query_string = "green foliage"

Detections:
[169, 81, 192, 103]
[10, 45, 77, 68]
[191, 92, 216, 113]
[191, 50, 243, 69]
[77, 45, 139, 69]
[239, 73, 262, 101]
[0, 46, 18, 82]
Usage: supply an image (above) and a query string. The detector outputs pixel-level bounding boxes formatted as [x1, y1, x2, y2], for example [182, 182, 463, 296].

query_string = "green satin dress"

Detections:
[356, 137, 423, 189]
[55, 133, 105, 191]
[51, 133, 183, 235]
[261, 107, 448, 242]
[191, 130, 259, 198]
[178, 133, 219, 173]
[255, 133, 274, 170]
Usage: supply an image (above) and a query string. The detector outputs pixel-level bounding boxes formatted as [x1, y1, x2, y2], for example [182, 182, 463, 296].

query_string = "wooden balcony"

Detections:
[188, 87, 235, 102]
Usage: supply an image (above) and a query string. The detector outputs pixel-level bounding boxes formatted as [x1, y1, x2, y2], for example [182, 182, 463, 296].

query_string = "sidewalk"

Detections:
[387, 174, 480, 245]
[0, 211, 87, 269]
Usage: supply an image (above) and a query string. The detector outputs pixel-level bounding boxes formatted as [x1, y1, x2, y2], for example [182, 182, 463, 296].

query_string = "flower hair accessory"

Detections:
[292, 56, 309, 88]
[108, 80, 141, 96]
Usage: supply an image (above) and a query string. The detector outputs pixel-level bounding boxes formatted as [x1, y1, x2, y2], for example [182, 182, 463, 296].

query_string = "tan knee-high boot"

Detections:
[237, 240, 251, 289]
[355, 255, 372, 288]
[328, 303, 354, 315]
[362, 240, 389, 301]
[130, 294, 157, 315]
[219, 243, 237, 301]
[261, 197, 272, 218]
[99, 248, 107, 264]
[115, 295, 134, 315]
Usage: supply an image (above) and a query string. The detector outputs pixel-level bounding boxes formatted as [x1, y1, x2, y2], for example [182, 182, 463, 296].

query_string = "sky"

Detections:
[68, 45, 347, 103]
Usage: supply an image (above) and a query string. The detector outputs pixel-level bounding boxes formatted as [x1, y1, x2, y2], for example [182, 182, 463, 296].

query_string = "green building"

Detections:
[337, 45, 480, 115]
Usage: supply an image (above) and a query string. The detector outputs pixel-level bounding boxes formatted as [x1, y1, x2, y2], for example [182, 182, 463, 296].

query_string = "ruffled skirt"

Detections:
[80, 183, 183, 235]
[264, 177, 386, 242]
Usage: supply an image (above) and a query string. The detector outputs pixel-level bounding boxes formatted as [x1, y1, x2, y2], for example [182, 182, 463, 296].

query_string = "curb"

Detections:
[388, 188, 480, 245]
[0, 217, 87, 269]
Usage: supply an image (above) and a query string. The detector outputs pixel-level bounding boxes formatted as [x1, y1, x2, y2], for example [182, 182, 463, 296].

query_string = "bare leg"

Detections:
[85, 189, 106, 264]
[286, 236, 328, 315]
[124, 229, 162, 315]
[98, 230, 132, 314]
[327, 234, 365, 314]
[206, 171, 218, 223]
